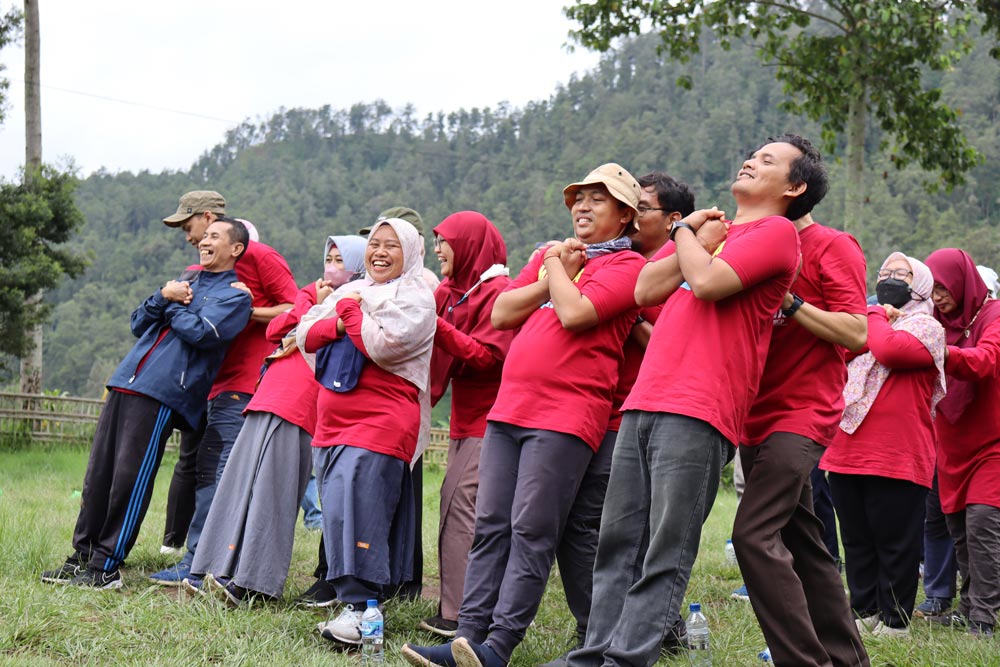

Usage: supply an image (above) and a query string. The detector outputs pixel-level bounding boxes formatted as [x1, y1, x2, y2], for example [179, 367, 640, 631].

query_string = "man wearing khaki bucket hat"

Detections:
[403, 163, 646, 667]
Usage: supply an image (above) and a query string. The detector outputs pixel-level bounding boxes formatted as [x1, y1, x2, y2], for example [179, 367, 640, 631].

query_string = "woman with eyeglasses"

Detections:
[925, 248, 1000, 638]
[419, 212, 514, 638]
[820, 252, 946, 637]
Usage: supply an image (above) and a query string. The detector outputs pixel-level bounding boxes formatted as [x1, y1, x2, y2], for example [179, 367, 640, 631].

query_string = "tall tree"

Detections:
[564, 0, 998, 232]
[19, 0, 42, 393]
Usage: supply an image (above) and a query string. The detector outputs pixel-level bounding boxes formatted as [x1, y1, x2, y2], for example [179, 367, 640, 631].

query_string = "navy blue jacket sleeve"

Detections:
[130, 291, 171, 338]
[164, 291, 251, 349]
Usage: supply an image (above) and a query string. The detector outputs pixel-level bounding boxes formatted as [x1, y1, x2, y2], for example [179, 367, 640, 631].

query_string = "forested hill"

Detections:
[40, 29, 1000, 397]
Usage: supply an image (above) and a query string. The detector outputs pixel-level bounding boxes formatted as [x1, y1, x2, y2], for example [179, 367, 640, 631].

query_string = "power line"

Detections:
[35, 82, 241, 124]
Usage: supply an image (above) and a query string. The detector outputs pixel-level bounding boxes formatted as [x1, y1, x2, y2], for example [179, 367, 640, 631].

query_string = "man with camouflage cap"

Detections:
[149, 190, 298, 586]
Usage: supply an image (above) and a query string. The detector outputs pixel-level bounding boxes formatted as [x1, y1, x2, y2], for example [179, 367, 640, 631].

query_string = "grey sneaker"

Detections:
[318, 605, 363, 645]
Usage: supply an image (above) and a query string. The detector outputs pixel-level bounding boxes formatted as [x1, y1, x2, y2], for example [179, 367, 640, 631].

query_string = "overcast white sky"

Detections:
[0, 0, 603, 180]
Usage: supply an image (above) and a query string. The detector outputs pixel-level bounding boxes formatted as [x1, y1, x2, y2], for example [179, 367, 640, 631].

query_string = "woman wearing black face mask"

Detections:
[820, 252, 947, 637]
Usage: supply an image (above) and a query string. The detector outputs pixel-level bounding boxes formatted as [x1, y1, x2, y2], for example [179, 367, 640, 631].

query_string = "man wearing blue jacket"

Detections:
[41, 218, 252, 589]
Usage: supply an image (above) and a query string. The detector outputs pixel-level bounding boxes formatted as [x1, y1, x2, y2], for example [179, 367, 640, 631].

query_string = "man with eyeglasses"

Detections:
[630, 172, 695, 259]
[735, 206, 871, 667]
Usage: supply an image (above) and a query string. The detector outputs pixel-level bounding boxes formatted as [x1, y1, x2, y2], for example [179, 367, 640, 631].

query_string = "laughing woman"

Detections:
[926, 247, 1000, 638]
[187, 235, 367, 604]
[298, 218, 436, 647]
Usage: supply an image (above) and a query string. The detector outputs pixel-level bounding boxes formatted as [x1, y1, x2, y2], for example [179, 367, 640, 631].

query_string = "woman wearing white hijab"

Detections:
[821, 252, 946, 637]
[298, 218, 435, 647]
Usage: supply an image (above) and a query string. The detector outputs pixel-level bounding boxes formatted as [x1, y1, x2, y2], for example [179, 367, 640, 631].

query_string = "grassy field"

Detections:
[0, 443, 996, 666]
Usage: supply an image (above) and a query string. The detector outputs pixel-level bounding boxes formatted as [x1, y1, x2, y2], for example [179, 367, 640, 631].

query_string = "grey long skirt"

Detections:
[191, 411, 312, 597]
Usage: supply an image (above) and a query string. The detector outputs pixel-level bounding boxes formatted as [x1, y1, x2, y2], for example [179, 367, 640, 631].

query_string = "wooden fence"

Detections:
[0, 391, 451, 465]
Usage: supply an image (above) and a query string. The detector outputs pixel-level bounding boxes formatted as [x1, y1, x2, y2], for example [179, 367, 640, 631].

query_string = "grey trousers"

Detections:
[456, 422, 594, 663]
[946, 504, 1000, 628]
[567, 411, 732, 667]
[558, 430, 617, 643]
[191, 412, 312, 597]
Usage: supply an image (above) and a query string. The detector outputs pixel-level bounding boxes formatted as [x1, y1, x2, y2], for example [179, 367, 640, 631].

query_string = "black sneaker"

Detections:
[662, 618, 688, 655]
[929, 611, 968, 628]
[41, 556, 84, 585]
[419, 615, 459, 638]
[295, 578, 338, 608]
[70, 567, 123, 590]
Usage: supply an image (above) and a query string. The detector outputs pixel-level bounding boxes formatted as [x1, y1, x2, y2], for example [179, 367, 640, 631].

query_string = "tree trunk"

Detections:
[20, 0, 42, 395]
[843, 87, 866, 236]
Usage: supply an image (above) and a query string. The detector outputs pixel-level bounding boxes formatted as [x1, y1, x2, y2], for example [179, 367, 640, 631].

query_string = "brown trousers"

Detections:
[734, 434, 869, 667]
[437, 436, 484, 620]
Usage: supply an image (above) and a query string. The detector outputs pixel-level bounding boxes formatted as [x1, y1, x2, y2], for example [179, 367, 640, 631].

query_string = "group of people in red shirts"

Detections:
[42, 131, 1000, 667]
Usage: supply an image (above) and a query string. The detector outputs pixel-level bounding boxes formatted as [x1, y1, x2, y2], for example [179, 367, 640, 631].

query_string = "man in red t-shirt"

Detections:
[563, 135, 830, 667]
[149, 190, 298, 585]
[735, 211, 869, 666]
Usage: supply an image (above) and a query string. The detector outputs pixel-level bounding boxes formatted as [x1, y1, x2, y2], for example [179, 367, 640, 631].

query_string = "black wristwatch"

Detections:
[782, 293, 805, 318]
[670, 221, 695, 242]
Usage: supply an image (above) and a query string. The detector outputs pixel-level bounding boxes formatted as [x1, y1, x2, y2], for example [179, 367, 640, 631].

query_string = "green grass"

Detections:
[0, 444, 996, 666]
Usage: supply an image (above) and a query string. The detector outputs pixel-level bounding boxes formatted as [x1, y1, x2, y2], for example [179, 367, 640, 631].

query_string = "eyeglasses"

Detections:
[636, 205, 666, 216]
[433, 236, 448, 249]
[932, 283, 953, 299]
[877, 269, 913, 281]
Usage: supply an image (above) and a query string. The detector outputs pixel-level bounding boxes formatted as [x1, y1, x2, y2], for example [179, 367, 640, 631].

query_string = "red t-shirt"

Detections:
[623, 216, 799, 446]
[821, 309, 939, 487]
[743, 223, 867, 447]
[487, 250, 645, 451]
[935, 319, 1000, 513]
[209, 241, 298, 399]
[305, 299, 420, 463]
[609, 304, 662, 432]
[244, 283, 321, 435]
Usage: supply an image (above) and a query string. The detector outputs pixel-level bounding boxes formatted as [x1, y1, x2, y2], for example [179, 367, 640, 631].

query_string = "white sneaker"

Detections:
[855, 614, 880, 633]
[160, 544, 184, 558]
[318, 605, 363, 645]
[871, 622, 910, 638]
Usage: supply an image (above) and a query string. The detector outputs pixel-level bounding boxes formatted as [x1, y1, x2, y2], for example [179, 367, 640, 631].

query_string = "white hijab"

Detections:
[296, 218, 436, 391]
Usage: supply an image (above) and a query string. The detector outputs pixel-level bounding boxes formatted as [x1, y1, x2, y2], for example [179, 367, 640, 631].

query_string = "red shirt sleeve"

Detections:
[649, 241, 677, 262]
[254, 246, 299, 305]
[335, 299, 370, 356]
[866, 307, 934, 368]
[580, 253, 644, 322]
[303, 318, 342, 352]
[505, 253, 545, 292]
[817, 234, 868, 314]
[718, 216, 798, 289]
[945, 319, 1000, 380]
[266, 284, 318, 342]
[434, 316, 501, 371]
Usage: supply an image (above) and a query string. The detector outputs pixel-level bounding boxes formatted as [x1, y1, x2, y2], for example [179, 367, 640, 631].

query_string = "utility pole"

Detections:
[19, 0, 42, 394]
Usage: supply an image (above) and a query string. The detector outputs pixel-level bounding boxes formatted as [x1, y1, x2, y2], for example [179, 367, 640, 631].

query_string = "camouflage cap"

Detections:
[359, 206, 424, 236]
[163, 190, 227, 226]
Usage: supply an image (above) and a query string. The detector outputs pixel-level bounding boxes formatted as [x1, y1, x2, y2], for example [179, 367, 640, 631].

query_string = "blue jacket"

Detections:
[107, 269, 252, 429]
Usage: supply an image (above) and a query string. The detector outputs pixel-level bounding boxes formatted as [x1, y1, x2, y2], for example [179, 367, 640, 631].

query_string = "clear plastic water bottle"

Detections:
[758, 646, 772, 663]
[360, 599, 384, 664]
[686, 602, 711, 666]
[724, 539, 738, 567]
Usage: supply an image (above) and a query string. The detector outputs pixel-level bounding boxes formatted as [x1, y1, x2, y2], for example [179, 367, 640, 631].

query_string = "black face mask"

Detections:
[876, 278, 912, 308]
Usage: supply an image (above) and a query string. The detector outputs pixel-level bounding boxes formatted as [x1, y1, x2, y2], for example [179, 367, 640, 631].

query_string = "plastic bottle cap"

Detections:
[690, 602, 701, 612]
[726, 539, 732, 545]
[367, 599, 379, 607]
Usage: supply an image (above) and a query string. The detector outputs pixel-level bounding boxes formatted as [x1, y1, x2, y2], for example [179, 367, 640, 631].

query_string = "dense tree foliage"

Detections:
[0, 168, 86, 368]
[564, 0, 1000, 233]
[22, 30, 1000, 396]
